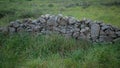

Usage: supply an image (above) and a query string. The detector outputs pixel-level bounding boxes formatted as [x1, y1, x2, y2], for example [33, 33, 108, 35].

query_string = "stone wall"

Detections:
[0, 14, 120, 43]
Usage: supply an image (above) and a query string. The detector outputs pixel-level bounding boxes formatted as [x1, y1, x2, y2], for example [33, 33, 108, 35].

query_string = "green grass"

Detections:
[0, 0, 120, 27]
[0, 33, 120, 68]
[0, 0, 120, 68]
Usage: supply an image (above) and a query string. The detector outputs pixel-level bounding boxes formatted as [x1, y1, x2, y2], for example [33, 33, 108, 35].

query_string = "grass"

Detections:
[0, 33, 120, 68]
[0, 0, 120, 27]
[0, 0, 120, 68]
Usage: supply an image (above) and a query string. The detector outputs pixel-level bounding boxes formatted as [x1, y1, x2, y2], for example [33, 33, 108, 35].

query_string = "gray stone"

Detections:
[90, 23, 100, 42]
[23, 19, 32, 23]
[74, 22, 81, 28]
[17, 27, 25, 32]
[80, 27, 90, 40]
[104, 29, 116, 38]
[58, 17, 68, 26]
[99, 36, 113, 42]
[60, 29, 66, 34]
[85, 19, 92, 25]
[8, 27, 16, 33]
[73, 28, 80, 32]
[73, 32, 80, 38]
[39, 17, 46, 23]
[10, 21, 20, 28]
[116, 31, 120, 36]
[31, 20, 38, 24]
[33, 26, 42, 32]
[80, 23, 86, 29]
[56, 14, 63, 23]
[45, 14, 50, 20]
[47, 15, 58, 26]
[101, 24, 110, 31]
[68, 17, 76, 25]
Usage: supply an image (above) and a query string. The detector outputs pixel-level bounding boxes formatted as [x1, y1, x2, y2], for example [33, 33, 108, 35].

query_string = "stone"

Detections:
[47, 15, 58, 26]
[90, 23, 100, 42]
[11, 20, 21, 28]
[39, 17, 46, 23]
[104, 29, 116, 38]
[68, 17, 76, 25]
[11, 21, 20, 28]
[58, 17, 68, 26]
[80, 23, 86, 29]
[23, 18, 32, 23]
[73, 32, 80, 39]
[74, 22, 81, 28]
[17, 27, 25, 32]
[116, 31, 120, 37]
[101, 24, 110, 31]
[56, 14, 63, 22]
[33, 26, 42, 32]
[73, 28, 80, 32]
[45, 14, 50, 19]
[80, 27, 89, 33]
[85, 19, 92, 25]
[60, 29, 66, 34]
[31, 20, 38, 24]
[80, 27, 90, 40]
[8, 27, 16, 33]
[99, 36, 113, 42]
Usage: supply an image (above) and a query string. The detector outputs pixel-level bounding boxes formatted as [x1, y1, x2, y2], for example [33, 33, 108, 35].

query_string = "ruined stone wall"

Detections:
[0, 14, 120, 43]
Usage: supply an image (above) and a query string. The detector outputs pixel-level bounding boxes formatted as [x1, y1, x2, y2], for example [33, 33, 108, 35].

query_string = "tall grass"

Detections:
[0, 33, 120, 68]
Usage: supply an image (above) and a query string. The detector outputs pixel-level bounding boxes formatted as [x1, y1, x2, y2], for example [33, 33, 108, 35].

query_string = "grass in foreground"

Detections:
[0, 33, 120, 68]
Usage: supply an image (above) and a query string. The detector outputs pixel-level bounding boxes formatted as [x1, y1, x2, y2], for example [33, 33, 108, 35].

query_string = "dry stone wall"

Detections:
[0, 14, 120, 43]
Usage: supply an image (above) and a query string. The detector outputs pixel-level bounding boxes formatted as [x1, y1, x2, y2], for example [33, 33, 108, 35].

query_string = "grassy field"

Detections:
[0, 0, 120, 68]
